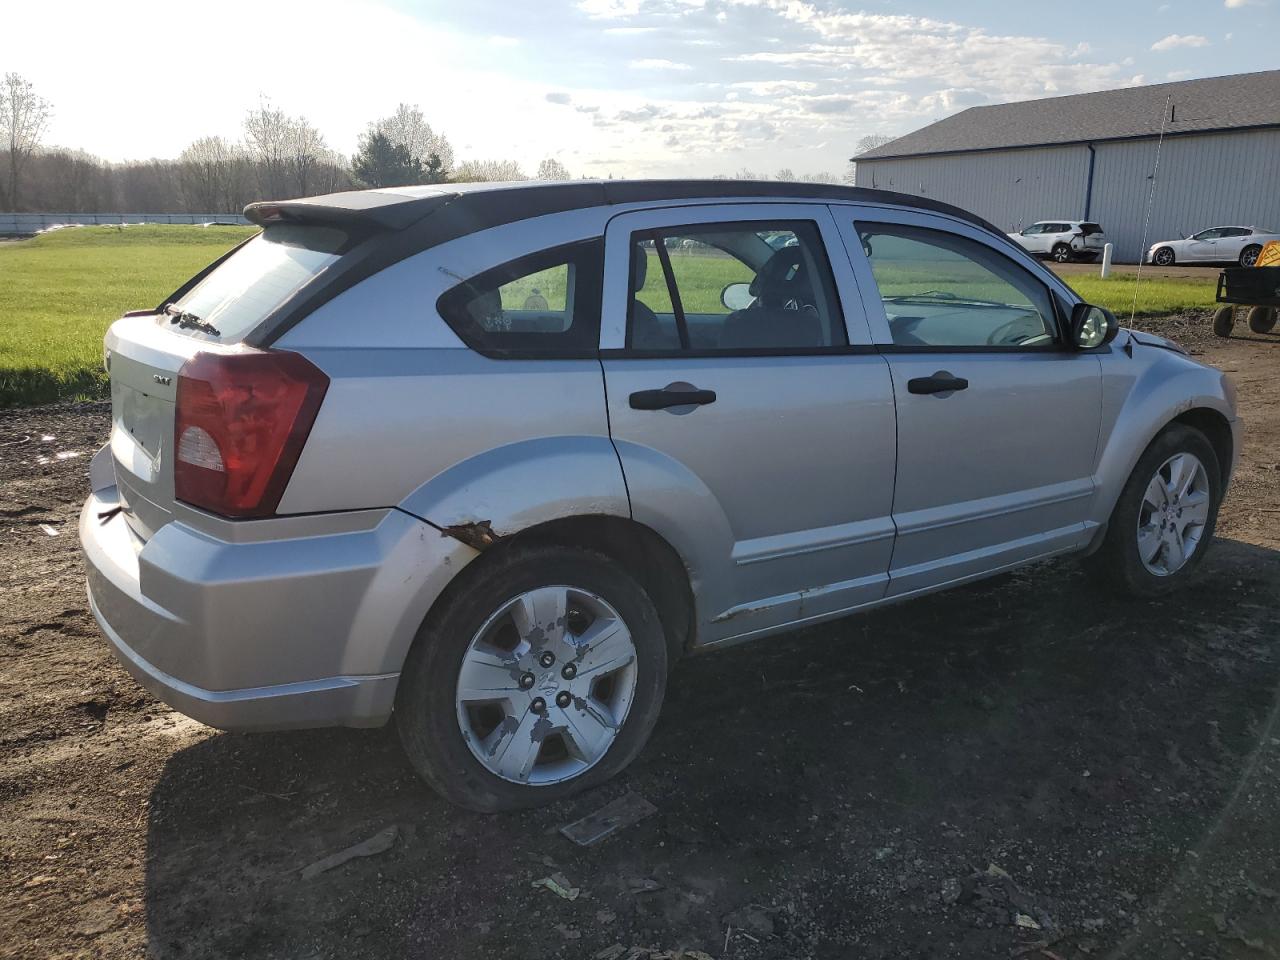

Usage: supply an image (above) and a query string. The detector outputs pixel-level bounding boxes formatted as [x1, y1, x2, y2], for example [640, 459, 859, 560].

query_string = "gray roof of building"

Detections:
[855, 69, 1280, 161]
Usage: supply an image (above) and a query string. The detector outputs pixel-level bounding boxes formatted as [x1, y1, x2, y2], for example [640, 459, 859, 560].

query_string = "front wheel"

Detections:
[396, 544, 668, 811]
[1152, 247, 1175, 267]
[1240, 245, 1262, 268]
[1213, 305, 1235, 337]
[1052, 243, 1072, 263]
[1085, 424, 1221, 598]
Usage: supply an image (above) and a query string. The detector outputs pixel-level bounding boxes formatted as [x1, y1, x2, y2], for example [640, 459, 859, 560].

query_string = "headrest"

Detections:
[631, 243, 648, 291]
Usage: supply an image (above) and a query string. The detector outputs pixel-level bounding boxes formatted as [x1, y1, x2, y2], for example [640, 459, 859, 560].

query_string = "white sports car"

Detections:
[1147, 226, 1280, 267]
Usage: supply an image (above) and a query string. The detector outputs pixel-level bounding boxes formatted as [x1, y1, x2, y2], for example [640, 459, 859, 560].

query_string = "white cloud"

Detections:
[1225, 0, 1261, 7]
[487, 35, 520, 46]
[1151, 33, 1209, 50]
[629, 58, 693, 70]
[578, 0, 641, 18]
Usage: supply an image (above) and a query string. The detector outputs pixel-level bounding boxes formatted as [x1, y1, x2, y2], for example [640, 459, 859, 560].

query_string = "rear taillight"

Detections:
[174, 350, 328, 518]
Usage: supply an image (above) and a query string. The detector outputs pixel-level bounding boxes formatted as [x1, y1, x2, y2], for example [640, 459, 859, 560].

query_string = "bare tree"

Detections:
[243, 100, 294, 197]
[244, 100, 347, 198]
[374, 103, 454, 176]
[26, 148, 107, 212]
[178, 136, 244, 211]
[285, 116, 331, 197]
[846, 134, 896, 185]
[453, 158, 527, 182]
[535, 157, 571, 181]
[855, 134, 895, 155]
[0, 73, 51, 211]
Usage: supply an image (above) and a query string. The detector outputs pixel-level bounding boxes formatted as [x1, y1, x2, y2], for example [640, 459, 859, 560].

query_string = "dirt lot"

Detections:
[3, 315, 1279, 960]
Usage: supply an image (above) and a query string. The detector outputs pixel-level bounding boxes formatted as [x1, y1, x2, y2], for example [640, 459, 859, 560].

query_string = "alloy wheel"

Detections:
[1136, 452, 1211, 576]
[1153, 248, 1174, 266]
[455, 586, 638, 785]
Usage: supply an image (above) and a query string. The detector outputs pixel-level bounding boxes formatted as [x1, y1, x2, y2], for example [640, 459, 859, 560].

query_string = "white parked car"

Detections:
[1147, 227, 1280, 267]
[1008, 220, 1107, 263]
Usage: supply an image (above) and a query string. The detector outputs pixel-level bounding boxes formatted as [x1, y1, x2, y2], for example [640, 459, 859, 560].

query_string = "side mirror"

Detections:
[1070, 302, 1119, 349]
[721, 282, 754, 311]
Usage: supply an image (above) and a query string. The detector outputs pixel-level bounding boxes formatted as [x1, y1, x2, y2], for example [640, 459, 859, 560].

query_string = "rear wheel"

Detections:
[1213, 305, 1235, 337]
[1152, 247, 1175, 267]
[396, 544, 668, 812]
[1240, 245, 1263, 268]
[1085, 424, 1221, 598]
[1248, 306, 1277, 334]
[1052, 243, 1072, 263]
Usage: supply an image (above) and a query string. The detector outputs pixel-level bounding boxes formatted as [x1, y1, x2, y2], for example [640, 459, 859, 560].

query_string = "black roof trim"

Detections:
[243, 178, 998, 236]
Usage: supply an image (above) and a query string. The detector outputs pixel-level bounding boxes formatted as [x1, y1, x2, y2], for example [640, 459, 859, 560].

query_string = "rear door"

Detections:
[833, 206, 1102, 597]
[600, 203, 897, 643]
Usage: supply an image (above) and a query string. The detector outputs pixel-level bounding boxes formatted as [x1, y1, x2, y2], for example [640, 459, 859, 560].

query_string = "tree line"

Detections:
[1, 72, 855, 214]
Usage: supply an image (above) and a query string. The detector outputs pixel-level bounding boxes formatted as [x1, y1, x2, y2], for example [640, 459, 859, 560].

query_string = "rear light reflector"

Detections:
[174, 350, 328, 518]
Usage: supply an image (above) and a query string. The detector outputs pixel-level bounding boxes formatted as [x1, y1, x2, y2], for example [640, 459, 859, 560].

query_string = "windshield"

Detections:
[171, 224, 347, 341]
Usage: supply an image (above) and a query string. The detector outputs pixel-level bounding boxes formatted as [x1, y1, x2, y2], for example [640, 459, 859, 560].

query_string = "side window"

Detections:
[437, 240, 603, 357]
[856, 222, 1058, 348]
[1020, 224, 1042, 236]
[1193, 228, 1221, 241]
[627, 221, 846, 352]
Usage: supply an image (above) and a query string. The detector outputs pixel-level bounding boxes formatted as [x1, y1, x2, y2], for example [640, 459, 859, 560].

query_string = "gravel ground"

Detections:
[2, 314, 1279, 960]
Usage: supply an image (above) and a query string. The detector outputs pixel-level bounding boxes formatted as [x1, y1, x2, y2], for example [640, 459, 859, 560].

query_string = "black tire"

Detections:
[1213, 305, 1235, 338]
[1248, 306, 1277, 334]
[1051, 243, 1072, 263]
[396, 543, 668, 812]
[1240, 244, 1262, 268]
[1152, 247, 1175, 267]
[1085, 424, 1221, 599]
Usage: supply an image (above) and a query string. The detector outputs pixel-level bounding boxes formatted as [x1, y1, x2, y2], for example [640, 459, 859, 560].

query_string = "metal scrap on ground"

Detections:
[299, 825, 398, 880]
[560, 791, 658, 846]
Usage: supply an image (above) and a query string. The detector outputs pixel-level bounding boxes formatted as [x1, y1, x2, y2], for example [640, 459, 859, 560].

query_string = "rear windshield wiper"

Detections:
[161, 303, 221, 337]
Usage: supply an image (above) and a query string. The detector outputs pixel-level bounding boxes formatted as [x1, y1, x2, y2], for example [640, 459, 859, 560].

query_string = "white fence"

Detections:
[0, 212, 250, 235]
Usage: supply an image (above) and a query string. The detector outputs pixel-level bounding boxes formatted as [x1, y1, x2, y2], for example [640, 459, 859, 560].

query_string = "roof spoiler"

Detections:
[244, 188, 459, 232]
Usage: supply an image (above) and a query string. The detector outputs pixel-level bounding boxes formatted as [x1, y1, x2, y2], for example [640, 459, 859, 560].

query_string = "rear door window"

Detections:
[627, 221, 845, 352]
[172, 225, 346, 342]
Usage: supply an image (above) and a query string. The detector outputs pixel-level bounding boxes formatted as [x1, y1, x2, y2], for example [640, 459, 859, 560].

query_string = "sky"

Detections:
[5, 0, 1277, 179]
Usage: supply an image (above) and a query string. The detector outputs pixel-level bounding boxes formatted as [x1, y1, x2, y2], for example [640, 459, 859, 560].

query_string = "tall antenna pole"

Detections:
[1131, 95, 1172, 324]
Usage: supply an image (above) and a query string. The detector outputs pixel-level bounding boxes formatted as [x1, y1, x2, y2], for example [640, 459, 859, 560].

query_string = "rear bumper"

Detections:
[80, 486, 467, 731]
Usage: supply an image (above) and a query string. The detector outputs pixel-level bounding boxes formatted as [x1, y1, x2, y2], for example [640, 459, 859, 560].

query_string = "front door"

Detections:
[1187, 229, 1223, 262]
[835, 207, 1103, 597]
[599, 203, 898, 644]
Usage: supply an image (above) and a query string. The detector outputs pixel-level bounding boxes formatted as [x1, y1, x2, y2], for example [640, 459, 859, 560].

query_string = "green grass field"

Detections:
[0, 226, 1222, 407]
[0, 225, 257, 406]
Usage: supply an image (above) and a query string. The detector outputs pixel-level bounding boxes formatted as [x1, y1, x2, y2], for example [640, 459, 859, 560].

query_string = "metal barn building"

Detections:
[853, 70, 1280, 262]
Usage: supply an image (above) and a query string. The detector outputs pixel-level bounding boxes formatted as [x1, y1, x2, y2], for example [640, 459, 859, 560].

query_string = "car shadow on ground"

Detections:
[142, 540, 1280, 959]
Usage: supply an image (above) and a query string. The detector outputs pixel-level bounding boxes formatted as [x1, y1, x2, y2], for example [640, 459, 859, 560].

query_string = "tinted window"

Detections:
[437, 240, 603, 357]
[628, 221, 846, 352]
[1021, 224, 1043, 236]
[173, 225, 345, 342]
[1193, 228, 1222, 241]
[857, 222, 1057, 348]
[1079, 223, 1103, 235]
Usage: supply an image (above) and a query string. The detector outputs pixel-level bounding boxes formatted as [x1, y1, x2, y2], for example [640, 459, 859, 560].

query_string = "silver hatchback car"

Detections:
[81, 181, 1239, 811]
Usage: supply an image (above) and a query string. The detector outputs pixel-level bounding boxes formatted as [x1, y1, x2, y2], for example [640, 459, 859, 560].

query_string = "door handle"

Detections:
[629, 386, 717, 410]
[907, 373, 969, 395]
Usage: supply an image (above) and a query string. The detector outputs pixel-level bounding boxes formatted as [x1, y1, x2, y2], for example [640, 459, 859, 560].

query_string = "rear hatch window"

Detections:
[168, 224, 347, 342]
[1079, 223, 1103, 235]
